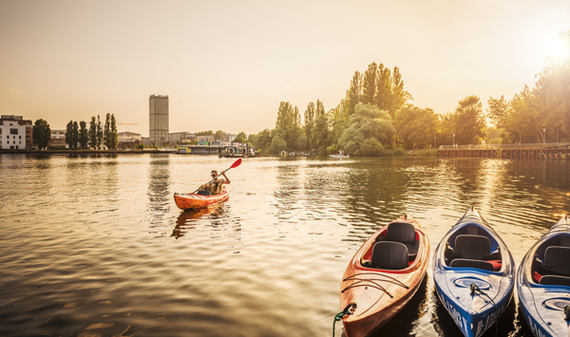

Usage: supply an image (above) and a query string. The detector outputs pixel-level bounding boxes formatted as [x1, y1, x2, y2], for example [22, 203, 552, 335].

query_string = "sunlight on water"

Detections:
[1, 154, 570, 337]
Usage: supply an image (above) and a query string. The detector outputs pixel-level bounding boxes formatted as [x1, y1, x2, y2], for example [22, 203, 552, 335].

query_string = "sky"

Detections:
[1, 0, 569, 137]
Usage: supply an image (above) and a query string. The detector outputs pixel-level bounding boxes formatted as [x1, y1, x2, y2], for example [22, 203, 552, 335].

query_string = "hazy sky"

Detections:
[1, 0, 568, 136]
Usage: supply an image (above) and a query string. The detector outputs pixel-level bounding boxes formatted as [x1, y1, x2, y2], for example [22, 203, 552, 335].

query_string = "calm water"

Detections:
[2, 154, 570, 337]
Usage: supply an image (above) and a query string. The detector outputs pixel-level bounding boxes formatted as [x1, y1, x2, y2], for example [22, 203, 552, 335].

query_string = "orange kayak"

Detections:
[173, 190, 229, 210]
[340, 214, 430, 337]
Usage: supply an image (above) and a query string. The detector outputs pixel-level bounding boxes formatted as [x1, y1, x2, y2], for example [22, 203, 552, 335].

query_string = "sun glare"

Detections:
[544, 35, 569, 63]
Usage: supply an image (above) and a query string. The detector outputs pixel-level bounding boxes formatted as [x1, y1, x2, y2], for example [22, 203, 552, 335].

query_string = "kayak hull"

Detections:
[340, 214, 430, 337]
[433, 208, 515, 337]
[173, 190, 229, 210]
[517, 215, 570, 337]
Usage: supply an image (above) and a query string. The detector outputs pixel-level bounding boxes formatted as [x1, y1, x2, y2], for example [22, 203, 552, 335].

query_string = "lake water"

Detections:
[2, 154, 570, 337]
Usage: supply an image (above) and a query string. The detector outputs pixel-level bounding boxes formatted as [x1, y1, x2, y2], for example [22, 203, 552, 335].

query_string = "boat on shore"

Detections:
[339, 214, 430, 337]
[517, 214, 570, 337]
[330, 151, 349, 159]
[173, 190, 229, 210]
[433, 207, 515, 337]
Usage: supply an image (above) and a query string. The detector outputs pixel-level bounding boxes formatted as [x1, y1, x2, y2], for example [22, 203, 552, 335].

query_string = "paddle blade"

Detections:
[230, 158, 242, 169]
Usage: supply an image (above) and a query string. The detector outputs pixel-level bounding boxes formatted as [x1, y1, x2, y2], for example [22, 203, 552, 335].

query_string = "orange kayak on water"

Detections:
[173, 190, 229, 210]
[340, 214, 430, 337]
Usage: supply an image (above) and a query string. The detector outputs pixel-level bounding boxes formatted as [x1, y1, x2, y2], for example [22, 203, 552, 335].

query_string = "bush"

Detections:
[392, 148, 407, 157]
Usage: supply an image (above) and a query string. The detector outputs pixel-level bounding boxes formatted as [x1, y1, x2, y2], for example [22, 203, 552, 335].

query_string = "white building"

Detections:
[49, 129, 66, 148]
[118, 131, 142, 144]
[0, 119, 27, 149]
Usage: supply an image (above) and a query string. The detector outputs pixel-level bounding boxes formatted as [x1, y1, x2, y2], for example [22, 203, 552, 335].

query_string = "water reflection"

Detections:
[172, 204, 225, 238]
[370, 276, 430, 337]
[147, 154, 171, 214]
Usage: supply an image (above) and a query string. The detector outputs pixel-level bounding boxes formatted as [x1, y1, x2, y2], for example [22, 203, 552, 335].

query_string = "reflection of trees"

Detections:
[147, 154, 171, 214]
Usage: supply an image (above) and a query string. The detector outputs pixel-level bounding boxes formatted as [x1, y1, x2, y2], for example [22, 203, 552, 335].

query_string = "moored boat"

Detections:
[433, 207, 515, 337]
[173, 190, 229, 210]
[517, 214, 570, 337]
[339, 214, 430, 337]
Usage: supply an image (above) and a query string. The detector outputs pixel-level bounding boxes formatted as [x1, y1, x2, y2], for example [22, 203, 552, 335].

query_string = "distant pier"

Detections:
[437, 143, 570, 160]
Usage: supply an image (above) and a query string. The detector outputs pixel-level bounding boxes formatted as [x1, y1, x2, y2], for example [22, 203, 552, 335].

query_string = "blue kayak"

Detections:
[517, 215, 570, 337]
[433, 207, 515, 337]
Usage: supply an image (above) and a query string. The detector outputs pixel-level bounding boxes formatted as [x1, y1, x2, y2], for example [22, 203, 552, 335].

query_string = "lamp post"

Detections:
[453, 134, 455, 148]
[544, 129, 546, 144]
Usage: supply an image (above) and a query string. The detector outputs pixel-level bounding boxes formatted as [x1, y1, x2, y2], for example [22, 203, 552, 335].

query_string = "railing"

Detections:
[438, 142, 570, 150]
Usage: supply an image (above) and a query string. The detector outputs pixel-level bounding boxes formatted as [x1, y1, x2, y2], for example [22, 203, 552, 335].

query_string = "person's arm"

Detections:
[222, 172, 230, 184]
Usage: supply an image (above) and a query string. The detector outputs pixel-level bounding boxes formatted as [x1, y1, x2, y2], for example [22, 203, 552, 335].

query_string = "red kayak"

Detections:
[339, 214, 430, 337]
[173, 190, 229, 210]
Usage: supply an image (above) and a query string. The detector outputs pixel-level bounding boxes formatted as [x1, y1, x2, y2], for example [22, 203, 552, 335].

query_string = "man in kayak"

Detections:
[207, 170, 230, 195]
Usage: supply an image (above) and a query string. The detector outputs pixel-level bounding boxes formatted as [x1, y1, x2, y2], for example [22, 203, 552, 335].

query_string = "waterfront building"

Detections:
[0, 118, 27, 149]
[118, 132, 141, 149]
[49, 130, 66, 148]
[0, 115, 33, 148]
[149, 94, 169, 146]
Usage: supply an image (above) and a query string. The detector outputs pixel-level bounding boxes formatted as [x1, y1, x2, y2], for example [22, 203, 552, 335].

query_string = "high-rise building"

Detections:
[149, 94, 169, 145]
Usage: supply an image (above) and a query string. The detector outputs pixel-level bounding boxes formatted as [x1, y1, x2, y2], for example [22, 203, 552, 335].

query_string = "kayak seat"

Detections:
[454, 234, 491, 260]
[371, 242, 409, 270]
[450, 258, 495, 271]
[544, 246, 570, 277]
[386, 222, 419, 261]
[196, 190, 211, 196]
[540, 275, 570, 287]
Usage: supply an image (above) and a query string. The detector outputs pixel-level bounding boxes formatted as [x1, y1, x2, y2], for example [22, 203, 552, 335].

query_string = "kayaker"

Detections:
[210, 170, 231, 185]
[207, 170, 230, 195]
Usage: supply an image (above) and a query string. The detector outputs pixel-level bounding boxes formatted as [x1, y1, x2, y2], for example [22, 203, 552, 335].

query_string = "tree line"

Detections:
[31, 113, 119, 150]
[247, 30, 569, 155]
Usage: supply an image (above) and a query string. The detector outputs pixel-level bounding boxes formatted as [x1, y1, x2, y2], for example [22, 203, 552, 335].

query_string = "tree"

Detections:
[361, 62, 377, 105]
[104, 113, 111, 149]
[88, 116, 97, 149]
[275, 101, 301, 151]
[232, 132, 247, 144]
[96, 115, 103, 149]
[253, 129, 273, 153]
[65, 120, 74, 149]
[312, 113, 330, 154]
[451, 95, 486, 145]
[345, 71, 362, 116]
[304, 102, 315, 150]
[394, 105, 439, 149]
[374, 64, 392, 111]
[388, 67, 412, 114]
[214, 130, 227, 141]
[337, 104, 396, 155]
[79, 121, 88, 149]
[32, 119, 51, 150]
[109, 114, 118, 149]
[487, 95, 510, 129]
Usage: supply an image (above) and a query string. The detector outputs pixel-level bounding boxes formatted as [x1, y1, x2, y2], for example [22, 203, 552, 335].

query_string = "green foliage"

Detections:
[65, 120, 78, 149]
[253, 128, 273, 153]
[96, 115, 103, 149]
[110, 114, 118, 149]
[337, 104, 395, 156]
[450, 95, 486, 145]
[195, 130, 214, 136]
[394, 105, 438, 149]
[270, 135, 287, 153]
[232, 131, 247, 144]
[391, 147, 407, 156]
[79, 121, 88, 149]
[32, 119, 51, 150]
[104, 113, 111, 149]
[276, 101, 302, 151]
[88, 116, 97, 149]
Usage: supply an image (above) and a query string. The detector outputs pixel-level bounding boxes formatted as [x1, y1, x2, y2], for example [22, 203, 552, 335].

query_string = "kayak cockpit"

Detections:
[530, 233, 570, 286]
[361, 222, 420, 270]
[443, 224, 503, 272]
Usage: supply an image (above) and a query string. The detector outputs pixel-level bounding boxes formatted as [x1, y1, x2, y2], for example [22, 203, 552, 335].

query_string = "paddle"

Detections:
[192, 158, 242, 194]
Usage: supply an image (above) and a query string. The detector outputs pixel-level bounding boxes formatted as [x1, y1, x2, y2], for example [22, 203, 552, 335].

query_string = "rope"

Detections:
[332, 302, 356, 337]
[470, 283, 498, 336]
